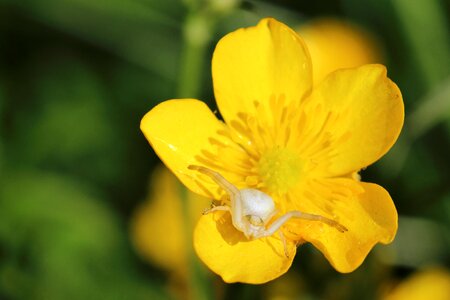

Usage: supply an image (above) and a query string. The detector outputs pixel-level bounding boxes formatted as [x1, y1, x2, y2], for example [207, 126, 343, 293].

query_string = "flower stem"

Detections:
[175, 2, 239, 297]
[176, 8, 215, 299]
[176, 13, 212, 98]
[178, 183, 213, 300]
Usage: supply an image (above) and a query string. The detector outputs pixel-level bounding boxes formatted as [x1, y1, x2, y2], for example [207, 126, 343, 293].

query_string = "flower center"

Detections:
[258, 147, 303, 195]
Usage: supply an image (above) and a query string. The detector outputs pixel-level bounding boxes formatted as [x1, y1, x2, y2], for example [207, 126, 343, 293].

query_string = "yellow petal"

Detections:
[297, 181, 397, 273]
[140, 99, 242, 199]
[302, 64, 404, 176]
[212, 18, 312, 124]
[194, 212, 296, 284]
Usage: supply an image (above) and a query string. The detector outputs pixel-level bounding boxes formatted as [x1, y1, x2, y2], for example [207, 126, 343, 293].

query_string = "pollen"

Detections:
[258, 147, 303, 195]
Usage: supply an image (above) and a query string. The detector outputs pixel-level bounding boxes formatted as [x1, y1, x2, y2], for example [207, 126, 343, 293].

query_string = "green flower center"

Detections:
[258, 147, 303, 195]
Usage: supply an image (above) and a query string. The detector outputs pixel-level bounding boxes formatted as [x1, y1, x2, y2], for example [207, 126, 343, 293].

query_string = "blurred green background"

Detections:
[0, 0, 449, 299]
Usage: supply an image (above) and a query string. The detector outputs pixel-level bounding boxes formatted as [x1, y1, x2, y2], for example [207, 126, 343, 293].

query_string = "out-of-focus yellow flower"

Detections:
[141, 18, 404, 283]
[381, 267, 450, 300]
[130, 165, 210, 272]
[298, 18, 382, 84]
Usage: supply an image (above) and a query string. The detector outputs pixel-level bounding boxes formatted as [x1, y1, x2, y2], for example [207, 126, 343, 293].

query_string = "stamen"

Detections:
[258, 147, 303, 195]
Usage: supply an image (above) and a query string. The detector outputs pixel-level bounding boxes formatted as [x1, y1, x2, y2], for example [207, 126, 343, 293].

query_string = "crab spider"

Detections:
[188, 165, 348, 257]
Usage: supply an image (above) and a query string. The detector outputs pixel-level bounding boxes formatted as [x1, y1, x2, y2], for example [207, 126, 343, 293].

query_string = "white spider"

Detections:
[188, 165, 348, 257]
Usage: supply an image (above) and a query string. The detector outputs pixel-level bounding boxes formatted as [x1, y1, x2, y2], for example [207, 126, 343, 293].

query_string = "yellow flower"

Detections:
[381, 267, 450, 300]
[298, 18, 382, 84]
[130, 165, 210, 273]
[140, 18, 404, 283]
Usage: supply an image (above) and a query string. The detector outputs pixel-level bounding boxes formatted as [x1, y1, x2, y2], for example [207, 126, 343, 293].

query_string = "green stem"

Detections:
[176, 8, 214, 300]
[178, 183, 212, 300]
[176, 13, 212, 98]
[175, 2, 240, 297]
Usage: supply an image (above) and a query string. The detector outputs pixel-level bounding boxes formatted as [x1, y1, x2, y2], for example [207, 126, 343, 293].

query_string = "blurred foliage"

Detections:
[0, 0, 184, 80]
[10, 57, 122, 187]
[130, 166, 212, 300]
[0, 170, 167, 300]
[0, 0, 448, 299]
[0, 81, 4, 170]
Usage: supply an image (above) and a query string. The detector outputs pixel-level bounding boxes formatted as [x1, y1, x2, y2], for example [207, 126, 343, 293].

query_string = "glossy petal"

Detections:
[140, 99, 241, 199]
[297, 181, 397, 273]
[302, 64, 404, 176]
[212, 18, 312, 124]
[194, 212, 296, 284]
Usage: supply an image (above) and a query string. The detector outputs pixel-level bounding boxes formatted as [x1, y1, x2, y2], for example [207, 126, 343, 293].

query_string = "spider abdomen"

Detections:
[240, 188, 277, 225]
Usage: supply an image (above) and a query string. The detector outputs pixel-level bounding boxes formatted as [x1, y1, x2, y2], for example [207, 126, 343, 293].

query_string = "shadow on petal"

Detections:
[214, 212, 247, 245]
[194, 213, 297, 283]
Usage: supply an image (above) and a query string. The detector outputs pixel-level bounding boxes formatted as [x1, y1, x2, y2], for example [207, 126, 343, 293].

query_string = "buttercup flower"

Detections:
[141, 18, 404, 283]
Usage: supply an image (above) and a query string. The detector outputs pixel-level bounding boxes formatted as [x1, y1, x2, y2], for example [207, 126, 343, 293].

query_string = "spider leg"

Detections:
[290, 211, 348, 232]
[203, 205, 230, 215]
[263, 210, 347, 237]
[278, 231, 289, 258]
[188, 165, 239, 197]
[188, 165, 245, 232]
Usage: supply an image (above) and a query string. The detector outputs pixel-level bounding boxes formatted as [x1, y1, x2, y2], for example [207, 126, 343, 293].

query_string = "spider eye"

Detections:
[246, 215, 264, 226]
